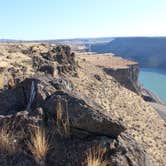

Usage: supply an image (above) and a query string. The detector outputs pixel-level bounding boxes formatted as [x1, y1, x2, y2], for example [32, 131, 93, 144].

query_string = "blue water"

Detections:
[139, 68, 166, 103]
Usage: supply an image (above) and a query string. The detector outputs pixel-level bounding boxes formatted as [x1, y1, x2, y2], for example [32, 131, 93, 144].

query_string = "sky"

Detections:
[0, 0, 166, 40]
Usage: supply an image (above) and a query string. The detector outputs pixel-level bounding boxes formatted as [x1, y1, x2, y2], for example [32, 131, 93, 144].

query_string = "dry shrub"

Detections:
[0, 124, 17, 155]
[0, 74, 4, 89]
[86, 146, 107, 166]
[27, 126, 50, 166]
[56, 96, 70, 138]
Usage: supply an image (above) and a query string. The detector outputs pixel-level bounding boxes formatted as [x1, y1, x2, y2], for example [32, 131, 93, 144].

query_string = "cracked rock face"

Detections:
[0, 44, 78, 91]
[0, 76, 125, 138]
[44, 91, 125, 138]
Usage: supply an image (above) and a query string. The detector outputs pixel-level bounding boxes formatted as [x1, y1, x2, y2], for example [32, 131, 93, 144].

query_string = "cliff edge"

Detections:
[77, 52, 140, 94]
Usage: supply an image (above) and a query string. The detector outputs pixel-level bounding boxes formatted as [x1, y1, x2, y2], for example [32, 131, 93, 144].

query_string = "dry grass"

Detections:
[86, 146, 107, 166]
[56, 96, 70, 138]
[27, 126, 50, 165]
[0, 74, 4, 89]
[0, 125, 16, 155]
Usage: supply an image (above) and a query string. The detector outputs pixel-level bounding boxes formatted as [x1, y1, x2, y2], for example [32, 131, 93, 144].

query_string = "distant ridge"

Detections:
[91, 37, 166, 69]
[0, 39, 23, 43]
[0, 37, 114, 43]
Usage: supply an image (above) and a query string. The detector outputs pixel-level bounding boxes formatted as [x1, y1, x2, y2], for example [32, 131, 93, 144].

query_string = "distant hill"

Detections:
[0, 37, 114, 44]
[0, 39, 22, 43]
[91, 37, 166, 68]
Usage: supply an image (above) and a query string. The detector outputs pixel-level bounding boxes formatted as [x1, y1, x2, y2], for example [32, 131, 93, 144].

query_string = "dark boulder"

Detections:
[0, 76, 56, 115]
[0, 111, 151, 166]
[39, 65, 55, 76]
[108, 133, 152, 166]
[44, 91, 125, 138]
[46, 133, 151, 166]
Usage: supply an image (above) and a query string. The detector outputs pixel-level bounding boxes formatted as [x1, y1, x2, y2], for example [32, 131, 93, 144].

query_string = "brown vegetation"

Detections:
[86, 146, 107, 166]
[0, 124, 17, 155]
[27, 126, 50, 165]
[56, 96, 70, 138]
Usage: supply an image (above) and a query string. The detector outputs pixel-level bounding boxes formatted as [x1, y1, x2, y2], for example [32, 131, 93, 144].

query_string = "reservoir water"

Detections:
[139, 68, 166, 103]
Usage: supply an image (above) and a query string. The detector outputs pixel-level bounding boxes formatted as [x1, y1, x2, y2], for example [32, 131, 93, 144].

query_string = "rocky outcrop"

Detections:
[0, 77, 52, 114]
[0, 111, 150, 166]
[32, 45, 77, 77]
[0, 44, 77, 91]
[46, 132, 151, 166]
[108, 133, 152, 166]
[0, 76, 149, 166]
[77, 53, 141, 94]
[44, 91, 125, 138]
[103, 63, 140, 93]
[0, 76, 125, 137]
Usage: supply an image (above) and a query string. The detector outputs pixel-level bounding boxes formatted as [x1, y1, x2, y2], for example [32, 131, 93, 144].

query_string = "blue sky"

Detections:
[0, 0, 166, 40]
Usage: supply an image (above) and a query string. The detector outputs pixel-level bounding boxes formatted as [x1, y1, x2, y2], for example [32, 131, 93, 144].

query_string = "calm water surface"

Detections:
[139, 68, 166, 103]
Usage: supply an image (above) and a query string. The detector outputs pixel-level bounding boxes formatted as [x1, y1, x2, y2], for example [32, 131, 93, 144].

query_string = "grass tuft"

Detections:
[86, 146, 107, 166]
[27, 126, 49, 166]
[0, 74, 4, 89]
[0, 125, 17, 155]
[56, 96, 70, 138]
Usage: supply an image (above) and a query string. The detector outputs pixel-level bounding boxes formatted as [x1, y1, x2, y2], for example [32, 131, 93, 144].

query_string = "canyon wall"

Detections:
[91, 37, 166, 69]
[103, 63, 140, 94]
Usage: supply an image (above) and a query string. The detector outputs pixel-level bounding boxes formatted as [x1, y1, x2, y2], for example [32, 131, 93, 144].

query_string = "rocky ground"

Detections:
[77, 52, 137, 69]
[0, 43, 165, 166]
[77, 52, 140, 93]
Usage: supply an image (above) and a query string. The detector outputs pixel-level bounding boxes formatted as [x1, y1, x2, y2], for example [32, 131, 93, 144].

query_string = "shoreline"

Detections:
[140, 85, 165, 105]
[141, 86, 166, 121]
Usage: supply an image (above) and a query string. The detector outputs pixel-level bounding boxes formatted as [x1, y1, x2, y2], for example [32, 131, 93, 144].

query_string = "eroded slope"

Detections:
[71, 55, 166, 165]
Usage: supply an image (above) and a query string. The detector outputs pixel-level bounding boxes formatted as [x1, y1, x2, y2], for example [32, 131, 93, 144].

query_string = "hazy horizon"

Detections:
[1, 0, 166, 40]
[2, 36, 166, 41]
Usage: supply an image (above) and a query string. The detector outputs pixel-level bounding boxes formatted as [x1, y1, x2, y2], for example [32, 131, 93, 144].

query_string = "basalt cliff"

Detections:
[0, 43, 165, 166]
[90, 37, 166, 69]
